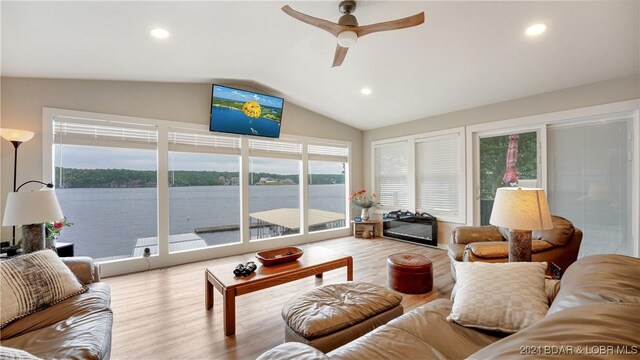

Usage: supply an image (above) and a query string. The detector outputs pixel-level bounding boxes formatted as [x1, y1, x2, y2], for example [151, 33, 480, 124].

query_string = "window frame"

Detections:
[42, 108, 352, 277]
[464, 100, 639, 258]
[371, 127, 466, 223]
[372, 139, 411, 210]
[414, 129, 465, 223]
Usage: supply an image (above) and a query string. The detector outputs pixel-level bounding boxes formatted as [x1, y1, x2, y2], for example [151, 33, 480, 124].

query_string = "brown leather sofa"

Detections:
[257, 254, 640, 359]
[448, 215, 582, 280]
[0, 257, 113, 359]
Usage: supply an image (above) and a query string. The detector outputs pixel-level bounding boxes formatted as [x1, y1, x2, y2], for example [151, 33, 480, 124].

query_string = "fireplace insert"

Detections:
[382, 210, 438, 247]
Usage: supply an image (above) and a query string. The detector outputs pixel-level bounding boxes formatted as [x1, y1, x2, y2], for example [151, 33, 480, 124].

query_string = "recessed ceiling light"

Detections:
[150, 28, 170, 39]
[361, 88, 372, 95]
[525, 23, 547, 37]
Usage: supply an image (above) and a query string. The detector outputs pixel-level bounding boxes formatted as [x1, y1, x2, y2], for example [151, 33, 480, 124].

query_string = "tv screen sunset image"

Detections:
[211, 85, 284, 138]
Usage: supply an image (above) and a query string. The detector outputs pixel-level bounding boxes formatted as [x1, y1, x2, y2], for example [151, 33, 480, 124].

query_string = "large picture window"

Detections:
[249, 139, 302, 240]
[43, 108, 352, 276]
[168, 130, 241, 252]
[478, 131, 538, 225]
[373, 141, 409, 208]
[372, 129, 465, 223]
[53, 120, 158, 261]
[415, 131, 464, 222]
[307, 144, 349, 232]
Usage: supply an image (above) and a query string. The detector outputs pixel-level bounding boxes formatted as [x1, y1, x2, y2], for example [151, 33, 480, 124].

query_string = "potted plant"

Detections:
[45, 217, 72, 249]
[349, 189, 378, 221]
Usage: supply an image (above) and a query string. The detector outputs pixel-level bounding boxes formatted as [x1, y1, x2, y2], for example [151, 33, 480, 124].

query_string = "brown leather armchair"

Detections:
[448, 215, 582, 280]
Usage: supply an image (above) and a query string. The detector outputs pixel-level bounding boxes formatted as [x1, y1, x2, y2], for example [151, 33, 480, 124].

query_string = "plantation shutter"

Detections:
[415, 133, 462, 218]
[53, 118, 157, 150]
[249, 138, 302, 159]
[308, 144, 349, 162]
[374, 141, 408, 208]
[168, 129, 240, 155]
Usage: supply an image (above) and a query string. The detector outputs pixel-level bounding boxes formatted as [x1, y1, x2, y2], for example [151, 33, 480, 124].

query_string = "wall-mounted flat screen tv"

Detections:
[210, 84, 284, 138]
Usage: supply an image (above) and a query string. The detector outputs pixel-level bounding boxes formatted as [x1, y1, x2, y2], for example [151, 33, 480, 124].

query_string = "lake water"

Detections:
[55, 184, 345, 259]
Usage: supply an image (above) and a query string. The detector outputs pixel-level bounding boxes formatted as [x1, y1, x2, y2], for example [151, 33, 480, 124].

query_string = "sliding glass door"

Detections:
[547, 118, 633, 257]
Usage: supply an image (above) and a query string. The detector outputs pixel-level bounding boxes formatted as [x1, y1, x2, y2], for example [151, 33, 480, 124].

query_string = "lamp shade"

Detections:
[0, 128, 35, 143]
[2, 190, 64, 226]
[489, 187, 553, 231]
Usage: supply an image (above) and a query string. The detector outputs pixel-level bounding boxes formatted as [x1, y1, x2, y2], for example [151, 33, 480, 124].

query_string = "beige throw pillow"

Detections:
[1, 249, 87, 328]
[448, 261, 548, 333]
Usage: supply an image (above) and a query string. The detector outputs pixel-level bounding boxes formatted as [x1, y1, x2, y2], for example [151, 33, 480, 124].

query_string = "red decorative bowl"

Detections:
[255, 247, 304, 266]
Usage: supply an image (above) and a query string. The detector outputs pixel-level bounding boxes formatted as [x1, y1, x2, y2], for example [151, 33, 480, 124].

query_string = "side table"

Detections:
[351, 220, 382, 238]
[55, 242, 75, 257]
[0, 242, 74, 260]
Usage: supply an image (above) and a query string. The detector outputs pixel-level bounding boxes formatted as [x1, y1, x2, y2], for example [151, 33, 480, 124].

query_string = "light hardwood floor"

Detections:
[104, 236, 455, 359]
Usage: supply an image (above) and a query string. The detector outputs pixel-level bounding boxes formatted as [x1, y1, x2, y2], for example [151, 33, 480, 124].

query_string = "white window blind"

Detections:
[54, 119, 157, 149]
[308, 144, 348, 162]
[415, 133, 462, 219]
[374, 141, 408, 208]
[249, 138, 301, 159]
[168, 130, 240, 155]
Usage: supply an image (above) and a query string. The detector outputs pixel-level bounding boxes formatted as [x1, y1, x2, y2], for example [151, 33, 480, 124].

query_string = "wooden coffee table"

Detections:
[205, 246, 353, 336]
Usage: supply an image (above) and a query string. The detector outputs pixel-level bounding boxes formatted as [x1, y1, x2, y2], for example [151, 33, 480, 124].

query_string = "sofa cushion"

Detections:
[282, 282, 402, 339]
[60, 257, 97, 285]
[1, 282, 111, 340]
[0, 346, 42, 360]
[329, 325, 444, 360]
[549, 254, 640, 315]
[448, 262, 548, 333]
[1, 250, 87, 328]
[447, 244, 465, 261]
[452, 225, 504, 244]
[532, 215, 575, 246]
[0, 310, 113, 360]
[257, 342, 330, 360]
[385, 299, 502, 359]
[498, 216, 574, 247]
[469, 303, 640, 359]
[466, 240, 554, 259]
[327, 299, 500, 360]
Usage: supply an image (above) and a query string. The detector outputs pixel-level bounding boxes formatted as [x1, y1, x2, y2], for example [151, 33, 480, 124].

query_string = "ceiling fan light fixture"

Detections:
[337, 30, 358, 48]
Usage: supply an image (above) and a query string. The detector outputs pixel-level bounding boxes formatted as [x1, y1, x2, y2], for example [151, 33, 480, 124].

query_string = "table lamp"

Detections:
[489, 187, 553, 262]
[2, 189, 64, 253]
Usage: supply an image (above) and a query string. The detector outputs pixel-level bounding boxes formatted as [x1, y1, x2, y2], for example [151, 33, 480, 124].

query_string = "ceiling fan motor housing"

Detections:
[339, 1, 356, 14]
[338, 14, 358, 27]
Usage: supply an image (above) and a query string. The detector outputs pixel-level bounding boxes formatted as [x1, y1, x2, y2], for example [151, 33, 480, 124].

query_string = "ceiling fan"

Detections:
[282, 1, 425, 67]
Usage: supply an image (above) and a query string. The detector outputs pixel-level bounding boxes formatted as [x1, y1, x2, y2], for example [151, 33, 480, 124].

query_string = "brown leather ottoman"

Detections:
[281, 282, 403, 353]
[387, 253, 433, 294]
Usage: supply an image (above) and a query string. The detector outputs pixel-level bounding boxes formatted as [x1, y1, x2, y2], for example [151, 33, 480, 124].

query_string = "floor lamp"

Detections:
[0, 128, 36, 245]
[489, 187, 553, 262]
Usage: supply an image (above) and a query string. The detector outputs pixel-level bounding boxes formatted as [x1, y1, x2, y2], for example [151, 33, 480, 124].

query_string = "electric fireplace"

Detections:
[382, 210, 438, 247]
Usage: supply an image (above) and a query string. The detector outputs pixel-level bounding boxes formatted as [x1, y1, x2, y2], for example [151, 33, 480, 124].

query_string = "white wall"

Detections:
[0, 77, 364, 241]
[3, 74, 639, 250]
[364, 74, 640, 247]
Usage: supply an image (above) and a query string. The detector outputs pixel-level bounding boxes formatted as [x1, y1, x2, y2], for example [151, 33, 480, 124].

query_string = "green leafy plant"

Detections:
[45, 217, 72, 241]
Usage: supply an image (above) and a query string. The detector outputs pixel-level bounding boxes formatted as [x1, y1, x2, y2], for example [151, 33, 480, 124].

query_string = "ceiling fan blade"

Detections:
[355, 12, 425, 38]
[282, 5, 345, 37]
[332, 45, 349, 67]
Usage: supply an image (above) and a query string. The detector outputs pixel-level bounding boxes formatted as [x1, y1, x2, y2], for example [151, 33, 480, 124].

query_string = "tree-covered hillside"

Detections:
[54, 168, 344, 188]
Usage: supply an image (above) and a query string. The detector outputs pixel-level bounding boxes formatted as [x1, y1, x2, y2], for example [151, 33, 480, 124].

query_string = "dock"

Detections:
[132, 233, 207, 256]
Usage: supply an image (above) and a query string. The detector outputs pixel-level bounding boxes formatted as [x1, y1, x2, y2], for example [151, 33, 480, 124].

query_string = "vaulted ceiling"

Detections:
[2, 1, 638, 130]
